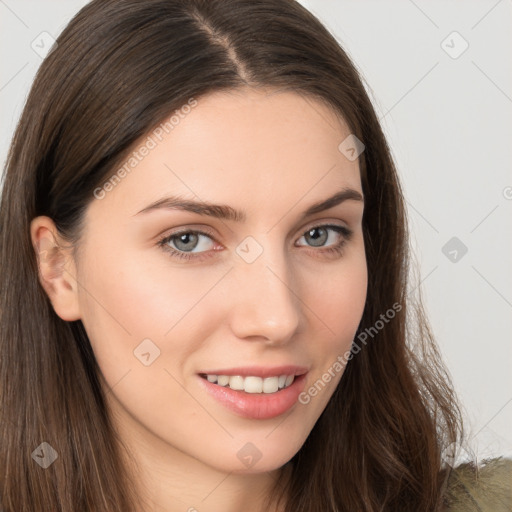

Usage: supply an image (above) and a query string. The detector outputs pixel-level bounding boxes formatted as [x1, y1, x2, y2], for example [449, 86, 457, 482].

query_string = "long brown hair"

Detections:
[0, 0, 465, 510]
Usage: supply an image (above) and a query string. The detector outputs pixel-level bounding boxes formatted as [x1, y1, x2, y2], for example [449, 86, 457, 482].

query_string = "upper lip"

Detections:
[198, 365, 309, 378]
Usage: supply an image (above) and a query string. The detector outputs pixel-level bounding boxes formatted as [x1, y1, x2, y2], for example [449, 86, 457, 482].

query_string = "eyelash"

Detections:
[157, 224, 353, 262]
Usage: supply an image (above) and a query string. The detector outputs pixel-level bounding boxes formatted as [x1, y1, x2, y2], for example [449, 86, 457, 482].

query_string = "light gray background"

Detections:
[1, 0, 511, 462]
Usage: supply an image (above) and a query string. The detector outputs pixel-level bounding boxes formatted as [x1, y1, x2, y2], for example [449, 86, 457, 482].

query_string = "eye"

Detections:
[157, 229, 217, 261]
[295, 224, 352, 256]
[296, 224, 350, 247]
[157, 223, 353, 262]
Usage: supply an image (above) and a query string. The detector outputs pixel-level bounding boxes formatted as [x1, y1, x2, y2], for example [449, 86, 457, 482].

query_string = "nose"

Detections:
[228, 244, 302, 346]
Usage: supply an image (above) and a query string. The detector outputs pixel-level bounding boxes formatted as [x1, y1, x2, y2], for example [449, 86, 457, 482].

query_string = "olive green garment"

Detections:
[443, 457, 512, 511]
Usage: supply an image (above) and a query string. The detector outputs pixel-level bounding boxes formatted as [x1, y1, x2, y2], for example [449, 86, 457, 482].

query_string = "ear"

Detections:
[30, 216, 81, 321]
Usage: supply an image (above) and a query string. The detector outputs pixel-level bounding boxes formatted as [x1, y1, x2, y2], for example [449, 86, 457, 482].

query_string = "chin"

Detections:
[202, 427, 310, 475]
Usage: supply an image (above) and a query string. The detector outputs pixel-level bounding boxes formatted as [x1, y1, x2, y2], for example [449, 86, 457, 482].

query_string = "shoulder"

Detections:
[443, 457, 512, 512]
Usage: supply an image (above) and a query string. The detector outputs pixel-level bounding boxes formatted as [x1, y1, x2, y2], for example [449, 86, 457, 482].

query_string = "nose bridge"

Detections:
[229, 236, 301, 343]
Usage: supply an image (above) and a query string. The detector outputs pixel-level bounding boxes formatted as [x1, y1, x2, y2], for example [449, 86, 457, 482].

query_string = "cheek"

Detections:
[76, 250, 224, 439]
[307, 253, 367, 340]
[302, 250, 367, 392]
[76, 247, 230, 380]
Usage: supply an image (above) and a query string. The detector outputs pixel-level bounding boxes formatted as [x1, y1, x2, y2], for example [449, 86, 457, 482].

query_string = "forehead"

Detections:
[88, 87, 361, 223]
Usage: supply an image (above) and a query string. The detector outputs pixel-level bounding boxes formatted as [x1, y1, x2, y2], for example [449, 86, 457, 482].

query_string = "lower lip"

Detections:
[198, 374, 307, 420]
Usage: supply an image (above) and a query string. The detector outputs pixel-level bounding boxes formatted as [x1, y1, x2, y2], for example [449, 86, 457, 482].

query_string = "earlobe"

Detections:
[30, 216, 82, 322]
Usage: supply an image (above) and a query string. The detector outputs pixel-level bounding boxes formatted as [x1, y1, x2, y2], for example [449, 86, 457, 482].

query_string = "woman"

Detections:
[0, 0, 509, 510]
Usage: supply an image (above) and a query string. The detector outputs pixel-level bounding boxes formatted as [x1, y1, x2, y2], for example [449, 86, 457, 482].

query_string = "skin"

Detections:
[31, 87, 367, 512]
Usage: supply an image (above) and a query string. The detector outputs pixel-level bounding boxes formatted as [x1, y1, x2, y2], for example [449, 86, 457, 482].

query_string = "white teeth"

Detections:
[229, 375, 244, 391]
[263, 376, 279, 393]
[217, 375, 230, 386]
[203, 373, 296, 393]
[244, 376, 263, 393]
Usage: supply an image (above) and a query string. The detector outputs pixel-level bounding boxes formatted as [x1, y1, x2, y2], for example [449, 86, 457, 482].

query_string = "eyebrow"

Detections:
[134, 188, 364, 222]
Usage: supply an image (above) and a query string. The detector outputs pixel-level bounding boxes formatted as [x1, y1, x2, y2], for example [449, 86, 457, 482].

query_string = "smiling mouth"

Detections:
[199, 373, 296, 394]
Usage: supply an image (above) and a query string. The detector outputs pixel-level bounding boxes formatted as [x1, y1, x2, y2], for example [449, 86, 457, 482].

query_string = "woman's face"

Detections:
[67, 88, 367, 473]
